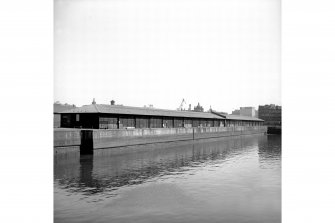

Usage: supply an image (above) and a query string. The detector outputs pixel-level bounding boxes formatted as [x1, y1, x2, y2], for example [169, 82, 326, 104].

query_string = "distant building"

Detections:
[231, 107, 257, 117]
[240, 107, 256, 117]
[231, 109, 240, 115]
[258, 104, 281, 126]
[193, 102, 204, 112]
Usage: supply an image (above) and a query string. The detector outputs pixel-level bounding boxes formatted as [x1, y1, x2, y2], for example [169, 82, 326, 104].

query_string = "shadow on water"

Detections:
[54, 135, 278, 197]
[258, 135, 281, 168]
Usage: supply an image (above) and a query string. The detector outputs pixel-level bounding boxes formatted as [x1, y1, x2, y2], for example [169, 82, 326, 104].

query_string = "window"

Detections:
[136, 117, 149, 128]
[99, 117, 118, 129]
[173, 118, 183, 128]
[150, 117, 162, 128]
[163, 118, 173, 128]
[120, 116, 135, 128]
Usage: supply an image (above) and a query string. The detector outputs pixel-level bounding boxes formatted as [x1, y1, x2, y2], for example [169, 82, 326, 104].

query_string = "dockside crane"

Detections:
[177, 98, 187, 111]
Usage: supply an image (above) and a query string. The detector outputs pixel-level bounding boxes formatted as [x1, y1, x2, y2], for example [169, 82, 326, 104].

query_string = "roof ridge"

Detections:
[97, 103, 213, 114]
[226, 114, 263, 121]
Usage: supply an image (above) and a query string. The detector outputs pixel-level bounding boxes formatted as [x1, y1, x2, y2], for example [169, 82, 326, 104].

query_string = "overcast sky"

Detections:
[54, 0, 280, 113]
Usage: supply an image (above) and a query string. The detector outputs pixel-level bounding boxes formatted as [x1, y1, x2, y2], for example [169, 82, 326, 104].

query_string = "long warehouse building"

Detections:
[59, 104, 264, 129]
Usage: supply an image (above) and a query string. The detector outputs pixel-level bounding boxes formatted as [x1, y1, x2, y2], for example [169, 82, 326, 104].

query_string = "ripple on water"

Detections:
[54, 134, 281, 223]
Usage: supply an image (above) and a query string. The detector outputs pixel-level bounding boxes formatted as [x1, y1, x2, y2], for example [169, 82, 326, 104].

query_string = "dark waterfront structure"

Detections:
[258, 104, 281, 134]
[59, 104, 264, 130]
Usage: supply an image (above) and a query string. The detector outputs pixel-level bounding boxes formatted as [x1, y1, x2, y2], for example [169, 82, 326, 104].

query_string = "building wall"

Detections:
[99, 116, 118, 129]
[54, 114, 61, 128]
[173, 118, 183, 128]
[232, 110, 240, 115]
[60, 113, 263, 129]
[226, 120, 262, 127]
[258, 105, 281, 126]
[239, 107, 256, 117]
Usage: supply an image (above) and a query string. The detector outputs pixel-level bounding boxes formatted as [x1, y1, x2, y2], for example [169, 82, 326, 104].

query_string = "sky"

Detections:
[54, 0, 281, 113]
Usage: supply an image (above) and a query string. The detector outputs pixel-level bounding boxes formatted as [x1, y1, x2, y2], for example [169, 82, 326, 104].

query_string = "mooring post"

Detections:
[80, 130, 93, 155]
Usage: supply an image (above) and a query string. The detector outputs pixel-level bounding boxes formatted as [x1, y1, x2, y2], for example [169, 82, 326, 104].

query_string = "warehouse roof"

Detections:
[225, 114, 264, 121]
[54, 103, 76, 113]
[211, 111, 264, 121]
[60, 104, 224, 119]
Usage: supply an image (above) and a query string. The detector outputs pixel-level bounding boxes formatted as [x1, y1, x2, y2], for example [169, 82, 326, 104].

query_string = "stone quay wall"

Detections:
[54, 126, 267, 153]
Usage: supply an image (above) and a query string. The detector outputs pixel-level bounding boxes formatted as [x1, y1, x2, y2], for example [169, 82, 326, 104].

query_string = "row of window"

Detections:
[226, 120, 262, 126]
[62, 114, 262, 129]
[97, 116, 262, 129]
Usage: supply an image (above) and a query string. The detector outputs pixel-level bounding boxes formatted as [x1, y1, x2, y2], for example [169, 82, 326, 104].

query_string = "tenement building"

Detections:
[258, 104, 281, 126]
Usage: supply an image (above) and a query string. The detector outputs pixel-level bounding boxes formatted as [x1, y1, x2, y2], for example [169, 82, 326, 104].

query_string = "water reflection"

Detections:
[258, 135, 281, 169]
[54, 135, 273, 197]
[55, 135, 281, 223]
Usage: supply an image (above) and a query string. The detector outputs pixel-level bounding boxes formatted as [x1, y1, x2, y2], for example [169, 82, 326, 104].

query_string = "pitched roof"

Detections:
[211, 111, 263, 121]
[54, 103, 76, 113]
[60, 104, 224, 119]
[225, 114, 264, 121]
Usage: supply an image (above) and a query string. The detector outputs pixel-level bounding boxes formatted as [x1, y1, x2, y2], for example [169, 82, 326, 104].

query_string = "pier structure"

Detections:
[54, 104, 266, 154]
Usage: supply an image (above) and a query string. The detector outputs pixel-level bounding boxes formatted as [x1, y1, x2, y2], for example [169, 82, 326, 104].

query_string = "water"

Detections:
[54, 135, 281, 223]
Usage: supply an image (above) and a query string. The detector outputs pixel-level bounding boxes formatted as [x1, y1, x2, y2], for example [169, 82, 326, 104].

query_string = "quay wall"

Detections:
[54, 126, 267, 153]
[193, 126, 266, 140]
[93, 127, 195, 149]
[54, 129, 81, 153]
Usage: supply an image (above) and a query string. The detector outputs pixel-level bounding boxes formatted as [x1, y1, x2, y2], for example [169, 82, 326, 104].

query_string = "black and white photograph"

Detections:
[3, 0, 335, 223]
[53, 0, 281, 222]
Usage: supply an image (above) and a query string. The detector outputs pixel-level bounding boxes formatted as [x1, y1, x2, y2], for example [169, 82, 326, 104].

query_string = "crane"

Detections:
[177, 98, 187, 111]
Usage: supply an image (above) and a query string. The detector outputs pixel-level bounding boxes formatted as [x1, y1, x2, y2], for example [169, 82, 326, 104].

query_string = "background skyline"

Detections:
[54, 0, 281, 113]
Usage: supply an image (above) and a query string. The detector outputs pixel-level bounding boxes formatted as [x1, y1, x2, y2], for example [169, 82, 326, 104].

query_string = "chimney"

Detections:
[188, 104, 191, 110]
[110, 100, 115, 105]
[92, 98, 96, 104]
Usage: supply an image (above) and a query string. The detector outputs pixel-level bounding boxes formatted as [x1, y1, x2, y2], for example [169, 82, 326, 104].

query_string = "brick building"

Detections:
[258, 104, 281, 126]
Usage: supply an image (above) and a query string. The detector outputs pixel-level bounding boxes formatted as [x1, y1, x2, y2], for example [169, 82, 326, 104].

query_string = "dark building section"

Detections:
[258, 104, 281, 126]
[258, 104, 281, 134]
[59, 104, 264, 129]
